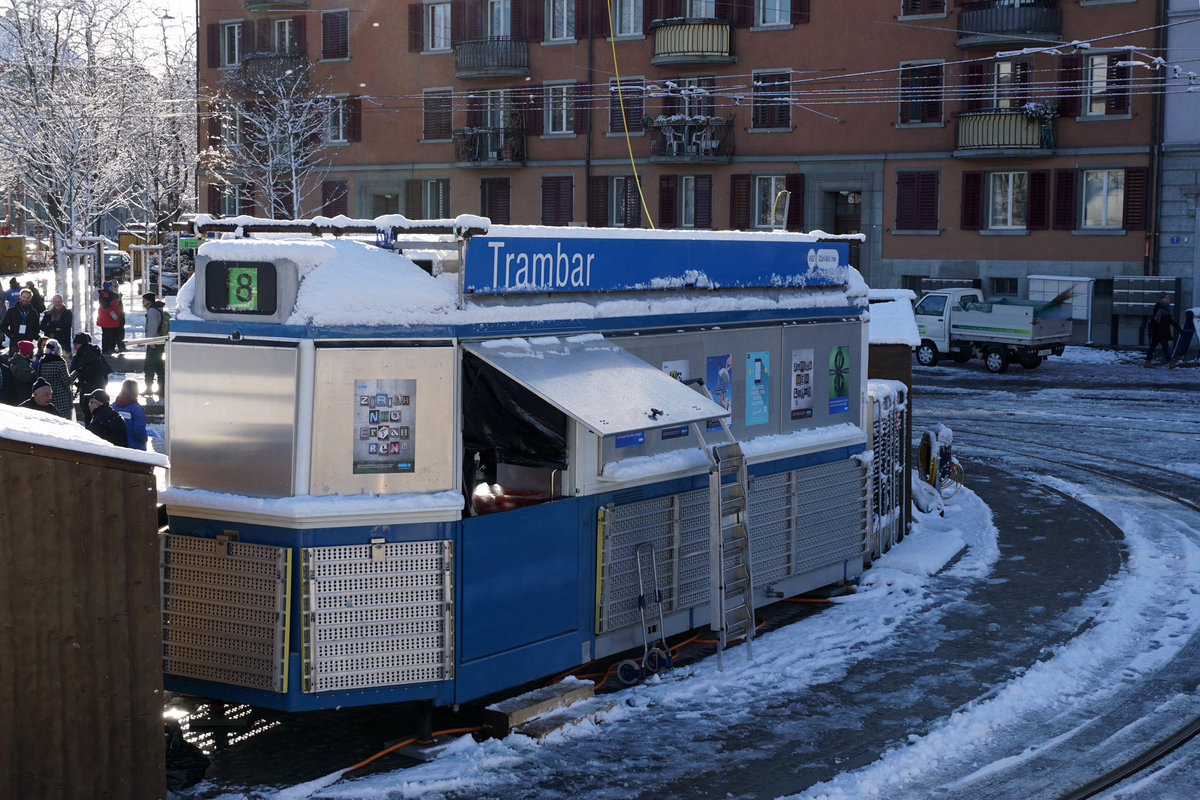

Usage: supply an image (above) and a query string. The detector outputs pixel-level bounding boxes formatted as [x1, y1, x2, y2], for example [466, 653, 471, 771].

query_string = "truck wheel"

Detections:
[915, 341, 939, 367]
[984, 347, 1010, 374]
[1019, 354, 1042, 369]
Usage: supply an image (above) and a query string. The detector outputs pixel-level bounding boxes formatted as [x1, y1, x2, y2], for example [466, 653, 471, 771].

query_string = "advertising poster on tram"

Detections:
[828, 346, 850, 414]
[706, 354, 733, 414]
[662, 359, 690, 383]
[745, 351, 770, 426]
[790, 348, 814, 420]
[353, 378, 417, 474]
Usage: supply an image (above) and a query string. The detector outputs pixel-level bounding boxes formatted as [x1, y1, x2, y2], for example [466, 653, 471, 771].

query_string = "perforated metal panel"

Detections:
[301, 541, 453, 693]
[161, 534, 291, 693]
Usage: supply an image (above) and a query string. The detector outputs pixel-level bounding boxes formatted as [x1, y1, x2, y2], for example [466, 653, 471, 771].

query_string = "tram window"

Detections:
[462, 354, 568, 515]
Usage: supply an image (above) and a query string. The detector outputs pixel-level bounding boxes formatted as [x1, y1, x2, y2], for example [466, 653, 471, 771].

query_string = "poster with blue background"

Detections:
[745, 352, 770, 425]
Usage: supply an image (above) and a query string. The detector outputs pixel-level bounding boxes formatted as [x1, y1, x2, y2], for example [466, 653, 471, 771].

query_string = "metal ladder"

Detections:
[697, 420, 755, 670]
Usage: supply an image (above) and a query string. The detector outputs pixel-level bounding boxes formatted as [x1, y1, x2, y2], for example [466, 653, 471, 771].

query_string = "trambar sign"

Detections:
[462, 235, 849, 295]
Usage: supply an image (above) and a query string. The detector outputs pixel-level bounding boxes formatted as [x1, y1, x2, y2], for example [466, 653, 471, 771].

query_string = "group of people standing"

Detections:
[1144, 293, 1198, 368]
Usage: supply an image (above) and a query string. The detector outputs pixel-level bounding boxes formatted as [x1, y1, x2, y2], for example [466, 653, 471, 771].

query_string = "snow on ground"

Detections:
[1056, 346, 1133, 365]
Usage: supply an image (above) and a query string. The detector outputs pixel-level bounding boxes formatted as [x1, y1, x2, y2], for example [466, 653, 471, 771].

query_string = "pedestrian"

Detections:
[70, 331, 110, 424]
[4, 277, 20, 308]
[36, 338, 73, 418]
[41, 293, 73, 352]
[10, 339, 35, 403]
[113, 379, 147, 450]
[2, 287, 41, 355]
[24, 281, 45, 314]
[96, 281, 124, 355]
[18, 377, 58, 415]
[0, 352, 14, 405]
[1145, 293, 1182, 367]
[1169, 308, 1197, 367]
[141, 292, 167, 396]
[84, 388, 128, 448]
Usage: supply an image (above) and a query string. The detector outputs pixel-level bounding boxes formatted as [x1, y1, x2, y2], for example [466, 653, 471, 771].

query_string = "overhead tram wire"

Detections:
[605, 0, 655, 229]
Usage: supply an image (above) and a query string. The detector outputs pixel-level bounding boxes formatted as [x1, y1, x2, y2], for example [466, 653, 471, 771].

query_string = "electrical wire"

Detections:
[605, 0, 654, 227]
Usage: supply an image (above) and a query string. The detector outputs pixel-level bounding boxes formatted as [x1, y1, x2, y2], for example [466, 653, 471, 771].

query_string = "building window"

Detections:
[487, 0, 511, 35]
[274, 18, 294, 53]
[900, 0, 944, 15]
[547, 0, 575, 40]
[1085, 53, 1130, 116]
[322, 180, 348, 216]
[426, 2, 451, 50]
[220, 184, 244, 217]
[689, 0, 715, 15]
[992, 60, 1031, 109]
[754, 175, 787, 229]
[751, 71, 790, 130]
[406, 178, 450, 218]
[1082, 169, 1124, 228]
[609, 176, 642, 226]
[327, 97, 349, 143]
[220, 22, 242, 67]
[676, 76, 715, 117]
[680, 175, 696, 228]
[895, 170, 939, 231]
[756, 0, 787, 25]
[480, 177, 511, 224]
[611, 0, 642, 36]
[321, 10, 349, 60]
[545, 85, 572, 134]
[423, 90, 452, 140]
[900, 62, 942, 124]
[542, 176, 573, 225]
[609, 79, 644, 133]
[990, 277, 1019, 297]
[989, 171, 1027, 229]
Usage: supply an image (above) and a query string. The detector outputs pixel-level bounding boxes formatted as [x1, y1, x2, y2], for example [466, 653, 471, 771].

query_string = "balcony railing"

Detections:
[239, 52, 309, 88]
[453, 127, 526, 165]
[650, 18, 735, 66]
[454, 37, 530, 80]
[957, 0, 1061, 49]
[955, 108, 1055, 152]
[648, 116, 734, 162]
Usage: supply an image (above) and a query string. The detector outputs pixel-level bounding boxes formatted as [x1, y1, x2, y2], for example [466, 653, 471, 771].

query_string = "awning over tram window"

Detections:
[463, 335, 730, 438]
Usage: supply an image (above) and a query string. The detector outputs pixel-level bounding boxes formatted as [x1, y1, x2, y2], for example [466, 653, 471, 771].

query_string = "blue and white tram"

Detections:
[159, 217, 872, 711]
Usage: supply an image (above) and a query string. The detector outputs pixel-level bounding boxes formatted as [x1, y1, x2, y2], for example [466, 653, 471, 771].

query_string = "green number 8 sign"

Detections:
[227, 266, 258, 311]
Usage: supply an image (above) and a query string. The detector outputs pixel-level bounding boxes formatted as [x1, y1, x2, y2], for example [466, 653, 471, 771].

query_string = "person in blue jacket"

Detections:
[1170, 308, 1196, 366]
[113, 379, 147, 450]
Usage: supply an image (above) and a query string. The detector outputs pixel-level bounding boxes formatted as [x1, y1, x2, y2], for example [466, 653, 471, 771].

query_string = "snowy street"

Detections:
[179, 348, 1200, 800]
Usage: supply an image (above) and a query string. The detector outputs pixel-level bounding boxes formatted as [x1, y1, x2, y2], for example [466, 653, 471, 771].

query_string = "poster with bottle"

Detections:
[662, 359, 690, 383]
[790, 348, 814, 420]
[706, 354, 733, 414]
[353, 378, 417, 474]
[745, 352, 770, 426]
[828, 346, 850, 414]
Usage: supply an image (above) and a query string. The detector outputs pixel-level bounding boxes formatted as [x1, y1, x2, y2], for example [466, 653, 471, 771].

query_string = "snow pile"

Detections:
[868, 288, 917, 302]
[158, 487, 464, 518]
[1056, 346, 1127, 365]
[867, 298, 920, 347]
[0, 404, 168, 467]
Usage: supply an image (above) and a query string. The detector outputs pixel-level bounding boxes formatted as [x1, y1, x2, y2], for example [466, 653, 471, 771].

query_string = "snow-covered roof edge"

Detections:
[867, 298, 921, 347]
[0, 406, 168, 468]
[485, 224, 865, 243]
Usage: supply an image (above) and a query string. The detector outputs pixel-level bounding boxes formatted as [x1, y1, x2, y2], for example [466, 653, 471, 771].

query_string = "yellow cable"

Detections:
[605, 0, 655, 229]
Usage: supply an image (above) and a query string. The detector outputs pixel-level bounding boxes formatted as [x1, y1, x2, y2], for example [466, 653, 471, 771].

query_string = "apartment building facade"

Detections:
[199, 0, 1162, 341]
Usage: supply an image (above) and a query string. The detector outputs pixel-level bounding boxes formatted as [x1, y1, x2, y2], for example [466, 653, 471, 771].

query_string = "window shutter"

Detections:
[588, 175, 608, 226]
[467, 0, 483, 39]
[1027, 170, 1050, 230]
[452, 0, 466, 44]
[557, 176, 573, 224]
[962, 62, 986, 111]
[1052, 169, 1077, 230]
[405, 179, 423, 218]
[512, 0, 526, 40]
[526, 0, 544, 41]
[642, 0, 656, 32]
[436, 179, 451, 218]
[1106, 54, 1130, 115]
[321, 13, 337, 58]
[698, 76, 716, 116]
[662, 89, 677, 117]
[664, 0, 681, 18]
[624, 177, 642, 228]
[207, 184, 221, 215]
[206, 24, 219, 68]
[730, 174, 750, 230]
[1058, 54, 1082, 118]
[895, 172, 916, 230]
[410, 4, 425, 51]
[784, 173, 804, 231]
[659, 175, 677, 229]
[293, 16, 307, 54]
[322, 181, 348, 216]
[695, 175, 713, 229]
[255, 19, 270, 53]
[466, 95, 482, 127]
[526, 88, 544, 136]
[572, 85, 589, 134]
[347, 97, 363, 142]
[575, 0, 590, 38]
[791, 0, 810, 25]
[714, 0, 734, 22]
[240, 189, 256, 217]
[921, 65, 943, 123]
[540, 177, 560, 225]
[960, 171, 983, 230]
[1123, 166, 1149, 231]
[918, 172, 939, 230]
[1013, 60, 1032, 106]
[733, 0, 753, 27]
[483, 178, 511, 224]
[592, 0, 610, 37]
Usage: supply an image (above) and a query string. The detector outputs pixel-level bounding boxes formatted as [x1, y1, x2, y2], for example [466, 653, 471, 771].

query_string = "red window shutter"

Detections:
[256, 19, 271, 53]
[698, 76, 716, 116]
[540, 177, 561, 225]
[661, 90, 677, 117]
[960, 171, 983, 230]
[293, 16, 307, 54]
[592, 0, 610, 37]
[1027, 170, 1050, 230]
[659, 175, 677, 229]
[322, 11, 348, 59]
[918, 171, 939, 230]
[572, 85, 589, 134]
[575, 0, 590, 37]
[525, 88, 544, 136]
[1123, 166, 1149, 231]
[526, 0, 544, 41]
[405, 179, 423, 218]
[1106, 54, 1130, 116]
[1013, 60, 1032, 106]
[511, 0, 526, 40]
[962, 62, 987, 111]
[409, 4, 425, 51]
[452, 0, 466, 44]
[483, 178, 511, 224]
[624, 177, 642, 228]
[642, 0, 657, 32]
[588, 175, 608, 226]
[207, 184, 220, 215]
[695, 175, 713, 229]
[1058, 55, 1082, 118]
[664, 0, 682, 18]
[730, 174, 750, 230]
[791, 0, 810, 25]
[784, 173, 804, 231]
[556, 176, 573, 224]
[921, 65, 943, 123]
[733, 0, 753, 27]
[467, 0, 483, 37]
[1052, 169, 1077, 230]
[714, 0, 734, 22]
[206, 24, 219, 68]
[348, 97, 362, 142]
[466, 96, 482, 128]
[895, 172, 917, 229]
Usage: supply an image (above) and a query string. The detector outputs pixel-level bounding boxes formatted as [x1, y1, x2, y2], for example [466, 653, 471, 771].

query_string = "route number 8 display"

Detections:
[227, 266, 258, 311]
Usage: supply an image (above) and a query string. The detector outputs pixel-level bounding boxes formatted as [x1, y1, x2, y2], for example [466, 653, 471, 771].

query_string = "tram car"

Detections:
[159, 216, 873, 711]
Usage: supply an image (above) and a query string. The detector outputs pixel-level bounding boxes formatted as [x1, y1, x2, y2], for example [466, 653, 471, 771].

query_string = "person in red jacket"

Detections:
[96, 281, 125, 355]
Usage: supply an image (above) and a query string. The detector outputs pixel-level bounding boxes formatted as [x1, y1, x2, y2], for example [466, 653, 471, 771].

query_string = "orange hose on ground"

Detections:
[343, 726, 481, 774]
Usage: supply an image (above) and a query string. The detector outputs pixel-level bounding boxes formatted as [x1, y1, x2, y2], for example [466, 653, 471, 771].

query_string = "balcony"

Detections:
[650, 18, 735, 66]
[648, 116, 734, 163]
[957, 0, 1061, 50]
[454, 37, 529, 80]
[239, 52, 309, 88]
[955, 108, 1055, 155]
[453, 127, 526, 166]
[245, 0, 308, 9]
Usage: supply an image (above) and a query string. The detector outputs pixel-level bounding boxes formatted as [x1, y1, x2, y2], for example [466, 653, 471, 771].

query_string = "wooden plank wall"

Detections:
[0, 439, 165, 800]
[868, 343, 915, 533]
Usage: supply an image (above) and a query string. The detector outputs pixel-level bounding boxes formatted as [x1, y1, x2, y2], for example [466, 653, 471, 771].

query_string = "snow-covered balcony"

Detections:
[955, 108, 1055, 155]
[650, 18, 735, 66]
[957, 0, 1061, 50]
[454, 37, 529, 80]
[238, 52, 309, 88]
[453, 126, 526, 166]
[648, 116, 735, 163]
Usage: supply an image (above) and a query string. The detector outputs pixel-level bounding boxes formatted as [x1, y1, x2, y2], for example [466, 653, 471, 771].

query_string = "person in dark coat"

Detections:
[36, 338, 73, 418]
[41, 294, 73, 352]
[1170, 308, 1196, 366]
[113, 379, 147, 450]
[85, 389, 128, 447]
[70, 332, 110, 423]
[18, 377, 58, 414]
[24, 281, 45, 314]
[2, 287, 41, 355]
[1145, 293, 1182, 367]
[96, 281, 124, 355]
[0, 353, 15, 405]
[10, 339, 35, 403]
[142, 292, 167, 396]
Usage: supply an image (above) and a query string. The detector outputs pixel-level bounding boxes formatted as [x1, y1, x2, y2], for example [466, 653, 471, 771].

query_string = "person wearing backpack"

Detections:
[71, 332, 111, 424]
[142, 292, 168, 397]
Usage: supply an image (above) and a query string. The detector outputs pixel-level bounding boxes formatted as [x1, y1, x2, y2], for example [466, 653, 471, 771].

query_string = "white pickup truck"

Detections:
[913, 288, 1071, 373]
